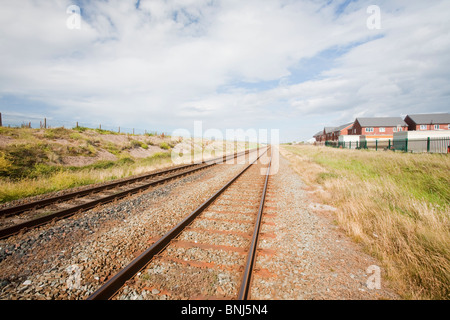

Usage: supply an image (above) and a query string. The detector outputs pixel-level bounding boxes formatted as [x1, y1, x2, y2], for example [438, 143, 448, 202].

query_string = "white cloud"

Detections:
[0, 0, 449, 141]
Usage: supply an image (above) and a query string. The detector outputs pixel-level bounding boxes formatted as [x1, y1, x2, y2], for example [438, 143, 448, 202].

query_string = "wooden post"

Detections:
[0, 112, 2, 127]
[118, 127, 120, 133]
[76, 121, 79, 128]
[133, 128, 135, 135]
[99, 124, 101, 130]
[44, 118, 47, 129]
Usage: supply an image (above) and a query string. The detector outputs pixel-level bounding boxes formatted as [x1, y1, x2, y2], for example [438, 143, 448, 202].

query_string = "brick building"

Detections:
[404, 113, 450, 131]
[349, 117, 408, 137]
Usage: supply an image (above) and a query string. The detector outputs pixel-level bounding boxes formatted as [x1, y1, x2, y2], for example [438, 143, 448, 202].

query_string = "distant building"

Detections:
[313, 130, 324, 142]
[349, 117, 408, 138]
[330, 122, 353, 141]
[404, 113, 450, 131]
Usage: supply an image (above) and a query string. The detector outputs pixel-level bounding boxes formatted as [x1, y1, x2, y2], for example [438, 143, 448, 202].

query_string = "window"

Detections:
[434, 124, 439, 130]
[365, 127, 374, 133]
[420, 125, 427, 130]
[448, 124, 450, 130]
[379, 127, 385, 132]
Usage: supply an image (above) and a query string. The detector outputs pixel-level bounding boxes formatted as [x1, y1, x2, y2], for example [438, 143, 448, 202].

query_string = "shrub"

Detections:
[44, 127, 72, 139]
[95, 128, 118, 135]
[2, 143, 49, 179]
[0, 152, 12, 176]
[117, 157, 135, 166]
[159, 142, 170, 150]
[130, 140, 148, 149]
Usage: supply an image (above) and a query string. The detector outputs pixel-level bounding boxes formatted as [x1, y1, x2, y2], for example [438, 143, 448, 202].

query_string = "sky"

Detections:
[0, 0, 449, 142]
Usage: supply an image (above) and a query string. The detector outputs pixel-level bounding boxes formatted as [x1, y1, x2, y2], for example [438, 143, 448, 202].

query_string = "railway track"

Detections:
[87, 146, 272, 300]
[0, 148, 262, 239]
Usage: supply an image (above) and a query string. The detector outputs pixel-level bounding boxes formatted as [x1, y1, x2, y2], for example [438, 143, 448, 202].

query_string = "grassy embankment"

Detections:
[281, 145, 449, 300]
[0, 126, 255, 204]
[0, 126, 179, 203]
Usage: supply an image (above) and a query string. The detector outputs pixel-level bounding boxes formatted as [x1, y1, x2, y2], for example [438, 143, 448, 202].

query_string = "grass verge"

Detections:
[281, 145, 450, 300]
[0, 152, 172, 203]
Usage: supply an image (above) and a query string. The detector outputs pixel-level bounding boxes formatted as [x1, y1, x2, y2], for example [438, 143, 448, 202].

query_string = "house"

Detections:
[331, 122, 353, 141]
[313, 130, 324, 142]
[323, 127, 336, 141]
[349, 117, 408, 138]
[404, 113, 450, 131]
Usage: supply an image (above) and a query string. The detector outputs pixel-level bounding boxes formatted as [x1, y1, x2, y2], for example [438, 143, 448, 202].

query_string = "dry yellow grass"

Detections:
[281, 145, 450, 300]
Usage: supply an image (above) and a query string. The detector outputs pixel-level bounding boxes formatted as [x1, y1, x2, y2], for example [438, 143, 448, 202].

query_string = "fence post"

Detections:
[376, 139, 378, 151]
[388, 139, 391, 150]
[44, 118, 47, 129]
[405, 138, 408, 152]
[427, 137, 430, 153]
[0, 112, 2, 127]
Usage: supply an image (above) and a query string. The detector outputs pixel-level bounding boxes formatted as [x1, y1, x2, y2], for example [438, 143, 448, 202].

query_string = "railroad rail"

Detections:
[0, 147, 262, 239]
[87, 146, 272, 300]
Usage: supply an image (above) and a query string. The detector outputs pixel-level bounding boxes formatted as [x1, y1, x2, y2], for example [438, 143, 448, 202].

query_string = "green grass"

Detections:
[159, 142, 170, 150]
[0, 151, 173, 203]
[130, 139, 149, 149]
[0, 126, 180, 203]
[282, 145, 450, 300]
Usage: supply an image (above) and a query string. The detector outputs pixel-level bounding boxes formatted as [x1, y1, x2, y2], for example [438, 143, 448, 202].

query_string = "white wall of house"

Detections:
[338, 135, 361, 149]
[394, 130, 450, 153]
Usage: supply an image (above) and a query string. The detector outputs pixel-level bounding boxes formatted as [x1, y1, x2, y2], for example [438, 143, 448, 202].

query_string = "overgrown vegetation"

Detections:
[159, 142, 170, 150]
[0, 126, 176, 203]
[281, 145, 450, 300]
[0, 151, 172, 203]
[0, 126, 254, 204]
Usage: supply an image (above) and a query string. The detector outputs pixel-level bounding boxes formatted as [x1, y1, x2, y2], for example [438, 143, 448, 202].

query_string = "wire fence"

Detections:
[0, 112, 170, 136]
[324, 137, 450, 154]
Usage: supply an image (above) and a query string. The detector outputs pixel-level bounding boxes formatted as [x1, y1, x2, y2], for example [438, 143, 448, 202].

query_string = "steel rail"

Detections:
[237, 152, 272, 300]
[0, 148, 256, 218]
[0, 148, 263, 240]
[87, 147, 269, 300]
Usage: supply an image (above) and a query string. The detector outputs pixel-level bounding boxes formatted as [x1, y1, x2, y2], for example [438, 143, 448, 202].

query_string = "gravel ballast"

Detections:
[0, 161, 247, 300]
[249, 153, 399, 300]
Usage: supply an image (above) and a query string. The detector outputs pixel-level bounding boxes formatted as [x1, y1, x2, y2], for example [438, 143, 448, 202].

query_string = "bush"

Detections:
[73, 126, 89, 132]
[0, 152, 12, 176]
[159, 142, 170, 150]
[117, 157, 135, 166]
[130, 140, 149, 149]
[44, 127, 72, 139]
[2, 143, 49, 179]
[95, 128, 119, 135]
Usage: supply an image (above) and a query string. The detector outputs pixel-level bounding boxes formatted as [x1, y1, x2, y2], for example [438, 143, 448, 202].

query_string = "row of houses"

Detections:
[313, 113, 450, 143]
